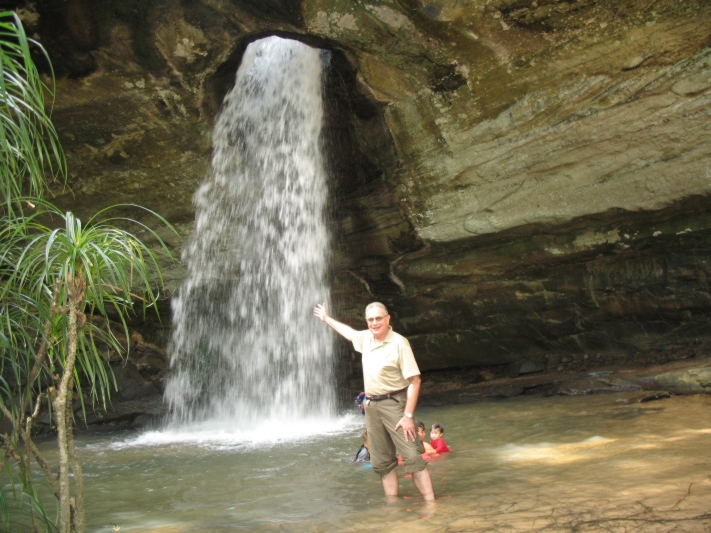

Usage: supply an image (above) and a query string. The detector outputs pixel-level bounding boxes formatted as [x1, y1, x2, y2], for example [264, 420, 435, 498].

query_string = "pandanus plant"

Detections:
[2, 204, 173, 532]
[0, 11, 176, 533]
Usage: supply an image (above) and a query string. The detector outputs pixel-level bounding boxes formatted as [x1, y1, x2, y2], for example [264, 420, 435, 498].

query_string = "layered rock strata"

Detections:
[9, 0, 711, 421]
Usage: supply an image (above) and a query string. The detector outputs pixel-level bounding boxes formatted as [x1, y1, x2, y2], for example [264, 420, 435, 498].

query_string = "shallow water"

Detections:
[38, 393, 711, 532]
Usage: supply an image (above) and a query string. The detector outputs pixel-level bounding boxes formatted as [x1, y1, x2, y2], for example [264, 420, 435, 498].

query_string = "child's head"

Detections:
[415, 420, 426, 441]
[430, 423, 444, 440]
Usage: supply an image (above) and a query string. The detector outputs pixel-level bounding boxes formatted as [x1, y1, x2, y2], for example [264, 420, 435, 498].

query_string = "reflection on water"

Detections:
[37, 393, 711, 532]
[499, 435, 615, 464]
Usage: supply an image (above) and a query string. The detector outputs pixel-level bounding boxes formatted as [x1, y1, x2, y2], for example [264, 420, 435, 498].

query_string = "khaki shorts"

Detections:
[364, 391, 427, 475]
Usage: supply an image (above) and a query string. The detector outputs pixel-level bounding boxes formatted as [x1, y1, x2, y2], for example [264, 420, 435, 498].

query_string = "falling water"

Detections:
[163, 36, 335, 434]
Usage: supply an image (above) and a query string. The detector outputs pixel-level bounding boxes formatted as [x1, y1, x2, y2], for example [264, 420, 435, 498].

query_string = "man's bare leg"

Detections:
[412, 469, 435, 501]
[381, 469, 399, 496]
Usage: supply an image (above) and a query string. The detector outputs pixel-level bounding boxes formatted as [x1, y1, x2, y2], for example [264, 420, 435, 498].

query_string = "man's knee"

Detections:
[400, 440, 427, 474]
[371, 457, 398, 476]
[402, 455, 427, 474]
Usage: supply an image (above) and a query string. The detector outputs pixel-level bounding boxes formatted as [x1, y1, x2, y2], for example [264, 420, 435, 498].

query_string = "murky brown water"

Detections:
[37, 393, 711, 532]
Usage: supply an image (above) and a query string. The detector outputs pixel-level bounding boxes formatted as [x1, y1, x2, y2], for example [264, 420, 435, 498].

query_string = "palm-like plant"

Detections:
[5, 204, 174, 532]
[0, 10, 65, 532]
[0, 11, 177, 533]
[0, 12, 64, 215]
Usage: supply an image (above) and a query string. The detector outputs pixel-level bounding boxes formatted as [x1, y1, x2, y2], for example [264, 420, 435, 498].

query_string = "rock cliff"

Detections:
[11, 0, 711, 413]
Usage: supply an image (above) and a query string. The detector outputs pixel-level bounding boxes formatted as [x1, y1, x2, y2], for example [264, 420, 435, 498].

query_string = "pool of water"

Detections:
[36, 393, 711, 532]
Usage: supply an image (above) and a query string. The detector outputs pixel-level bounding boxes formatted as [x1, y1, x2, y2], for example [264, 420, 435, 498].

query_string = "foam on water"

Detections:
[109, 413, 362, 451]
[162, 35, 335, 435]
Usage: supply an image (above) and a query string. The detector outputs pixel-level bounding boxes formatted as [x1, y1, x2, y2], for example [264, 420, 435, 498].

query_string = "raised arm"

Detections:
[314, 303, 357, 342]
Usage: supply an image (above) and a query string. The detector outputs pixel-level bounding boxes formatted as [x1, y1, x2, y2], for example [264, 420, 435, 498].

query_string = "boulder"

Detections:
[653, 367, 711, 394]
[113, 363, 160, 402]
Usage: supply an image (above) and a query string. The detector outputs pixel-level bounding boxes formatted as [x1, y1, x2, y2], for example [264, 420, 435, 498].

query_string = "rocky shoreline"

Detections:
[420, 356, 711, 406]
[49, 347, 709, 434]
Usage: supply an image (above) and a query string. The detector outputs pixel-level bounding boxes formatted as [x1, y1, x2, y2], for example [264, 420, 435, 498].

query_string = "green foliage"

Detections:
[0, 10, 178, 533]
[4, 201, 176, 408]
[0, 437, 58, 533]
[0, 11, 65, 215]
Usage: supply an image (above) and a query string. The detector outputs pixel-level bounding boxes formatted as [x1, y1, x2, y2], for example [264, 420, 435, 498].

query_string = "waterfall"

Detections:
[163, 36, 335, 432]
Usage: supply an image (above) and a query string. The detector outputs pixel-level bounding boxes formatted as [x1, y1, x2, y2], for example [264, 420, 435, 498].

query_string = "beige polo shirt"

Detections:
[352, 327, 421, 396]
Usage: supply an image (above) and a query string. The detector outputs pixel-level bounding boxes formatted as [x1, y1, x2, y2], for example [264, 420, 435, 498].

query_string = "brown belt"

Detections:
[365, 387, 408, 401]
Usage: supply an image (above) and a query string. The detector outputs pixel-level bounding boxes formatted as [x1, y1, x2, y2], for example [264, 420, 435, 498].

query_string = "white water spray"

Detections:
[163, 36, 335, 437]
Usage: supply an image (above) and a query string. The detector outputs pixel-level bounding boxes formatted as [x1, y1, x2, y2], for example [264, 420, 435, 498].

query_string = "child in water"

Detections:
[355, 392, 366, 415]
[416, 421, 437, 455]
[398, 421, 434, 467]
[430, 423, 450, 453]
[353, 429, 370, 462]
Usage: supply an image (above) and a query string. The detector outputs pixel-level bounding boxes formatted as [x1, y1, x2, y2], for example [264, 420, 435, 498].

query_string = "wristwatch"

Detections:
[404, 412, 413, 419]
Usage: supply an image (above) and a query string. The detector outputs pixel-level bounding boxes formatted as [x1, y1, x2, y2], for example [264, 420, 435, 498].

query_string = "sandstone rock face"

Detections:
[19, 0, 711, 399]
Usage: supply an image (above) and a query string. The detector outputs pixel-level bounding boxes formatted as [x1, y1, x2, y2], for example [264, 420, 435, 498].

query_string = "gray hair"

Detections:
[365, 302, 388, 316]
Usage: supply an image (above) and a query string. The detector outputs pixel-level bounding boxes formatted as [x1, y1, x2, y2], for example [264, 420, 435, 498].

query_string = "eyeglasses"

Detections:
[366, 316, 387, 324]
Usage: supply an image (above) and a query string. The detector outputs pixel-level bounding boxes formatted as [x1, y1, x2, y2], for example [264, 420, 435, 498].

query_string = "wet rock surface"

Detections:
[653, 366, 711, 394]
[11, 0, 711, 403]
[419, 356, 711, 405]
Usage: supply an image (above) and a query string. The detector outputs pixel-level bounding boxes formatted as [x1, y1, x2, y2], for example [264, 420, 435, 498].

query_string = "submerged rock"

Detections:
[635, 391, 671, 403]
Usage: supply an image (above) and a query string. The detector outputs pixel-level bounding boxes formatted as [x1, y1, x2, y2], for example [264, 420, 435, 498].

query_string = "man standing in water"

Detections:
[314, 302, 435, 501]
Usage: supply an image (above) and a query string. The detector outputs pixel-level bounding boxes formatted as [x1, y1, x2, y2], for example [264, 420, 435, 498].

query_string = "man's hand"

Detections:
[396, 376, 421, 442]
[314, 302, 329, 322]
[314, 304, 357, 341]
[395, 416, 417, 442]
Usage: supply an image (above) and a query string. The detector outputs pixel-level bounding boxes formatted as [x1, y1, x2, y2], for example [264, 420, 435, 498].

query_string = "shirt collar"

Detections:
[370, 326, 394, 344]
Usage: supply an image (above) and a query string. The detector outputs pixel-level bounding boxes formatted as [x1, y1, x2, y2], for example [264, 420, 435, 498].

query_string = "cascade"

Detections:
[163, 36, 335, 433]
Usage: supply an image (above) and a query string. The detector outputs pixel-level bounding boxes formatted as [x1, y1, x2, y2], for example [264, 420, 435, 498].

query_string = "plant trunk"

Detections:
[23, 419, 38, 533]
[53, 358, 72, 533]
[53, 274, 86, 533]
[0, 398, 60, 498]
[66, 377, 84, 533]
[24, 280, 61, 416]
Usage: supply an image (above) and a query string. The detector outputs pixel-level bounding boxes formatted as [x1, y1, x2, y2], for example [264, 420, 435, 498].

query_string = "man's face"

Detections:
[365, 308, 390, 338]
